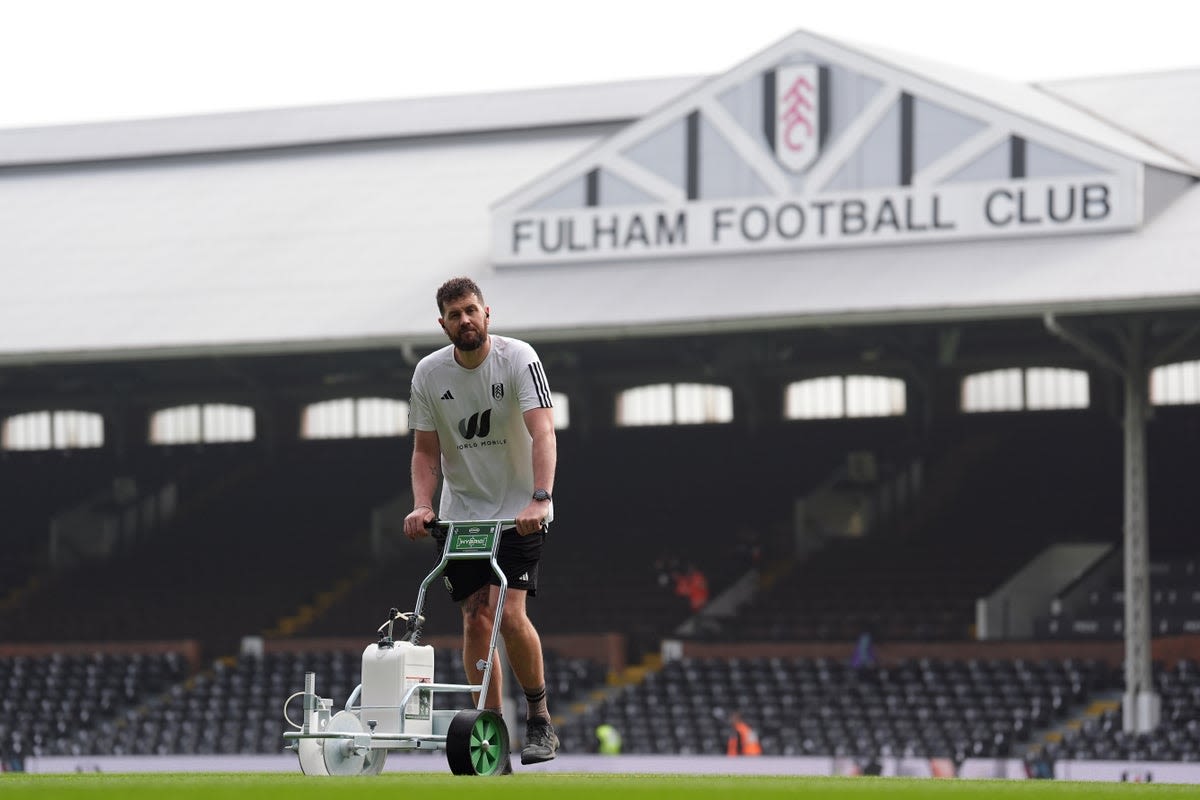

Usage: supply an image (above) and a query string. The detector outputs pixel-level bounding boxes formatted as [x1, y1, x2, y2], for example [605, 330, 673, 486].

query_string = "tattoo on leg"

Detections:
[464, 587, 489, 616]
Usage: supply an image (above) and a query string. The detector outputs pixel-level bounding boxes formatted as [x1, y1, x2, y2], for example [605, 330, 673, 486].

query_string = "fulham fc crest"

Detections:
[773, 64, 821, 173]
[492, 383, 504, 400]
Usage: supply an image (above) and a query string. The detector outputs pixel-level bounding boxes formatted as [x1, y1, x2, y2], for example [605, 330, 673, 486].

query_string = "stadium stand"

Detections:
[0, 440, 405, 659]
[304, 420, 919, 653]
[1038, 659, 1200, 763]
[9, 643, 1200, 765]
[1036, 554, 1200, 640]
[0, 647, 604, 759]
[564, 655, 1200, 763]
[706, 413, 1122, 643]
[1, 378, 1198, 773]
[0, 450, 120, 598]
[562, 655, 1099, 758]
[0, 651, 188, 761]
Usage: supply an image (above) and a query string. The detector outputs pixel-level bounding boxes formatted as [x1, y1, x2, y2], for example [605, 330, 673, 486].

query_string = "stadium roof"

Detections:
[0, 30, 1197, 367]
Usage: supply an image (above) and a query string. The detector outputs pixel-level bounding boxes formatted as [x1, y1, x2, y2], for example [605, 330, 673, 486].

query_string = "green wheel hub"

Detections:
[446, 709, 510, 776]
[468, 714, 503, 774]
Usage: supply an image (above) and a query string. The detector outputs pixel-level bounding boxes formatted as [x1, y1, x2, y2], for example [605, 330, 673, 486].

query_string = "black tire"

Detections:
[445, 709, 510, 776]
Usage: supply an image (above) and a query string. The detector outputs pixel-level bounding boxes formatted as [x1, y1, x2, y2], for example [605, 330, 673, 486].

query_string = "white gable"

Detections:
[491, 30, 1195, 266]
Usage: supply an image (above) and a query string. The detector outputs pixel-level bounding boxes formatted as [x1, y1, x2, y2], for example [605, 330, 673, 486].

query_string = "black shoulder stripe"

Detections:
[528, 362, 552, 407]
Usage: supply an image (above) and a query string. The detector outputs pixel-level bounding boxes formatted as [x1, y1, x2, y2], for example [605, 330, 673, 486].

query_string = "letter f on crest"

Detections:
[775, 64, 821, 173]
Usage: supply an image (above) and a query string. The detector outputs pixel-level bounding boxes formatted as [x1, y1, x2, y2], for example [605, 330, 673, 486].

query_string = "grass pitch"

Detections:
[1, 773, 1194, 799]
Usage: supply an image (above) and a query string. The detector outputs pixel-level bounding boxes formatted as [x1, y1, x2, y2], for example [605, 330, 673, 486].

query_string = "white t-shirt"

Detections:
[409, 335, 554, 522]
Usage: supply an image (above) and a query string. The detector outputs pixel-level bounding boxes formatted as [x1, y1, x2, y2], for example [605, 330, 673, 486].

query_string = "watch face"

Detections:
[533, 489, 551, 501]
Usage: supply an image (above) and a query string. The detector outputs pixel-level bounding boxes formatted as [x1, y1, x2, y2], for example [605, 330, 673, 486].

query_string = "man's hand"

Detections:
[404, 506, 436, 540]
[515, 501, 549, 536]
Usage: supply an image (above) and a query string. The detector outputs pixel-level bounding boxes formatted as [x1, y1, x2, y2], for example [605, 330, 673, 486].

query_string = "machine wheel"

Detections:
[322, 710, 387, 776]
[296, 737, 330, 777]
[445, 709, 509, 776]
[361, 746, 388, 775]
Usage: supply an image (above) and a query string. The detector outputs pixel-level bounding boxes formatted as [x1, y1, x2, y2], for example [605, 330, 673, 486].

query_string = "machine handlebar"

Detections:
[423, 518, 546, 535]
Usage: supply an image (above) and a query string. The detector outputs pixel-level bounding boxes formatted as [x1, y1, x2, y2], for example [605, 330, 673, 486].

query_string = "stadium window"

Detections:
[301, 397, 409, 439]
[1151, 360, 1200, 406]
[1025, 368, 1089, 410]
[616, 383, 733, 426]
[2, 411, 50, 451]
[150, 403, 255, 445]
[961, 369, 1023, 412]
[354, 398, 407, 438]
[550, 392, 570, 430]
[786, 376, 844, 419]
[203, 404, 255, 442]
[785, 375, 906, 420]
[961, 368, 1088, 412]
[845, 375, 907, 417]
[1, 410, 104, 451]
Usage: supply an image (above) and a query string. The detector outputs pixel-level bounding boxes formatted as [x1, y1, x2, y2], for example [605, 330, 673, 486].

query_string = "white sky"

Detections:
[1, 0, 1198, 130]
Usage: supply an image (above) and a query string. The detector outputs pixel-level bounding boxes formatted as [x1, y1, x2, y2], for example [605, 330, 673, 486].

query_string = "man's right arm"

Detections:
[404, 428, 442, 539]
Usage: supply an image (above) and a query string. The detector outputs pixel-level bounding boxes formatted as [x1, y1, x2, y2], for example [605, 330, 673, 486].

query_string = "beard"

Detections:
[451, 327, 486, 351]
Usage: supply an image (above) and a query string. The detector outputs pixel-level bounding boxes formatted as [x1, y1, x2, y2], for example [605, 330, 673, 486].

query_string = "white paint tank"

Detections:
[360, 641, 435, 736]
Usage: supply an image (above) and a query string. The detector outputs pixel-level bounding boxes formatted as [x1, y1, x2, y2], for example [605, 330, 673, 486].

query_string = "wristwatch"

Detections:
[532, 489, 552, 502]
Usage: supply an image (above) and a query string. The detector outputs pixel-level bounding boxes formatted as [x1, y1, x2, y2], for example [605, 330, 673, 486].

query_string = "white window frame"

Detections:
[550, 392, 570, 430]
[962, 367, 1089, 413]
[150, 403, 255, 445]
[616, 383, 733, 426]
[1152, 360, 1200, 406]
[2, 410, 104, 451]
[301, 397, 409, 440]
[785, 375, 906, 420]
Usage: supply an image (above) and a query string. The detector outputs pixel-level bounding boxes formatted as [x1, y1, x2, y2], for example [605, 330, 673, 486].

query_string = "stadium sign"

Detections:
[501, 180, 1123, 261]
[491, 34, 1142, 266]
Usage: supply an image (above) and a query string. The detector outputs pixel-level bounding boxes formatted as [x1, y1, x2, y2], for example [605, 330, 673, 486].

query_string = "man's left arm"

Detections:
[515, 406, 556, 535]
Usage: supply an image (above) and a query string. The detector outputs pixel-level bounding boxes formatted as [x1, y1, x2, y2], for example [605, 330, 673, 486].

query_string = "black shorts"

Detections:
[435, 528, 545, 603]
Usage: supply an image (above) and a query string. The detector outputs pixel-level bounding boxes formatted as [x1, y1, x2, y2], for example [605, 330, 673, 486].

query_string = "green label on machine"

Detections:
[449, 524, 497, 553]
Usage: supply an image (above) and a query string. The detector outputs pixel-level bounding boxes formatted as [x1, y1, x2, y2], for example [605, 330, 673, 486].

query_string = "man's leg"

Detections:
[460, 586, 514, 774]
[496, 588, 546, 717]
[460, 585, 504, 711]
[497, 588, 559, 764]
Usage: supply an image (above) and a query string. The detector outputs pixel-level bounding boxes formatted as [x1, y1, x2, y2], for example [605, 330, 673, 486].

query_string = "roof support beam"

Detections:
[1043, 313, 1159, 734]
[697, 98, 794, 197]
[804, 84, 901, 195]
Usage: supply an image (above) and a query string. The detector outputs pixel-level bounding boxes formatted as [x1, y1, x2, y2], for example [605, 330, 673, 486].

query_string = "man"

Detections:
[726, 711, 763, 756]
[403, 276, 559, 767]
[595, 723, 622, 755]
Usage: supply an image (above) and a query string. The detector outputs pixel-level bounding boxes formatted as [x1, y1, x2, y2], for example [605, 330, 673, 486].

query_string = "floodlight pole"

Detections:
[1043, 314, 1159, 734]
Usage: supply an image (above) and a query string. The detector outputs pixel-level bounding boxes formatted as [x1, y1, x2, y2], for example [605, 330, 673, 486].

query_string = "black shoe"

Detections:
[521, 717, 560, 765]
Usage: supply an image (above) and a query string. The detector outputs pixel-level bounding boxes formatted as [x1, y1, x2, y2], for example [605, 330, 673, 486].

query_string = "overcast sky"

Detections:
[2, 0, 1197, 130]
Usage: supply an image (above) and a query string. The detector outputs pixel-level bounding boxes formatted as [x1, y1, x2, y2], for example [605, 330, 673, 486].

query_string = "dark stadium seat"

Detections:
[6, 645, 608, 758]
[0, 651, 188, 759]
[565, 654, 1121, 759]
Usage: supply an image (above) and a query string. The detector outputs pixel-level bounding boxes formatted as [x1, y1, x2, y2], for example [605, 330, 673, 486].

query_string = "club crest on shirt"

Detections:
[492, 383, 504, 400]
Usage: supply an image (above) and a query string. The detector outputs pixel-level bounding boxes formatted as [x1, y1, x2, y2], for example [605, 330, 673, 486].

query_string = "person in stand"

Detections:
[595, 723, 623, 755]
[403, 276, 559, 766]
[674, 562, 710, 613]
[850, 629, 878, 669]
[726, 711, 763, 756]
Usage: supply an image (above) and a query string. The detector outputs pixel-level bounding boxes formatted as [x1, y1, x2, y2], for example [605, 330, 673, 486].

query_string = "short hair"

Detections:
[436, 277, 484, 315]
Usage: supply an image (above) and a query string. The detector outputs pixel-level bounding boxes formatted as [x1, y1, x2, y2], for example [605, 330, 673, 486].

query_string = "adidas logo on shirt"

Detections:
[441, 390, 454, 400]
